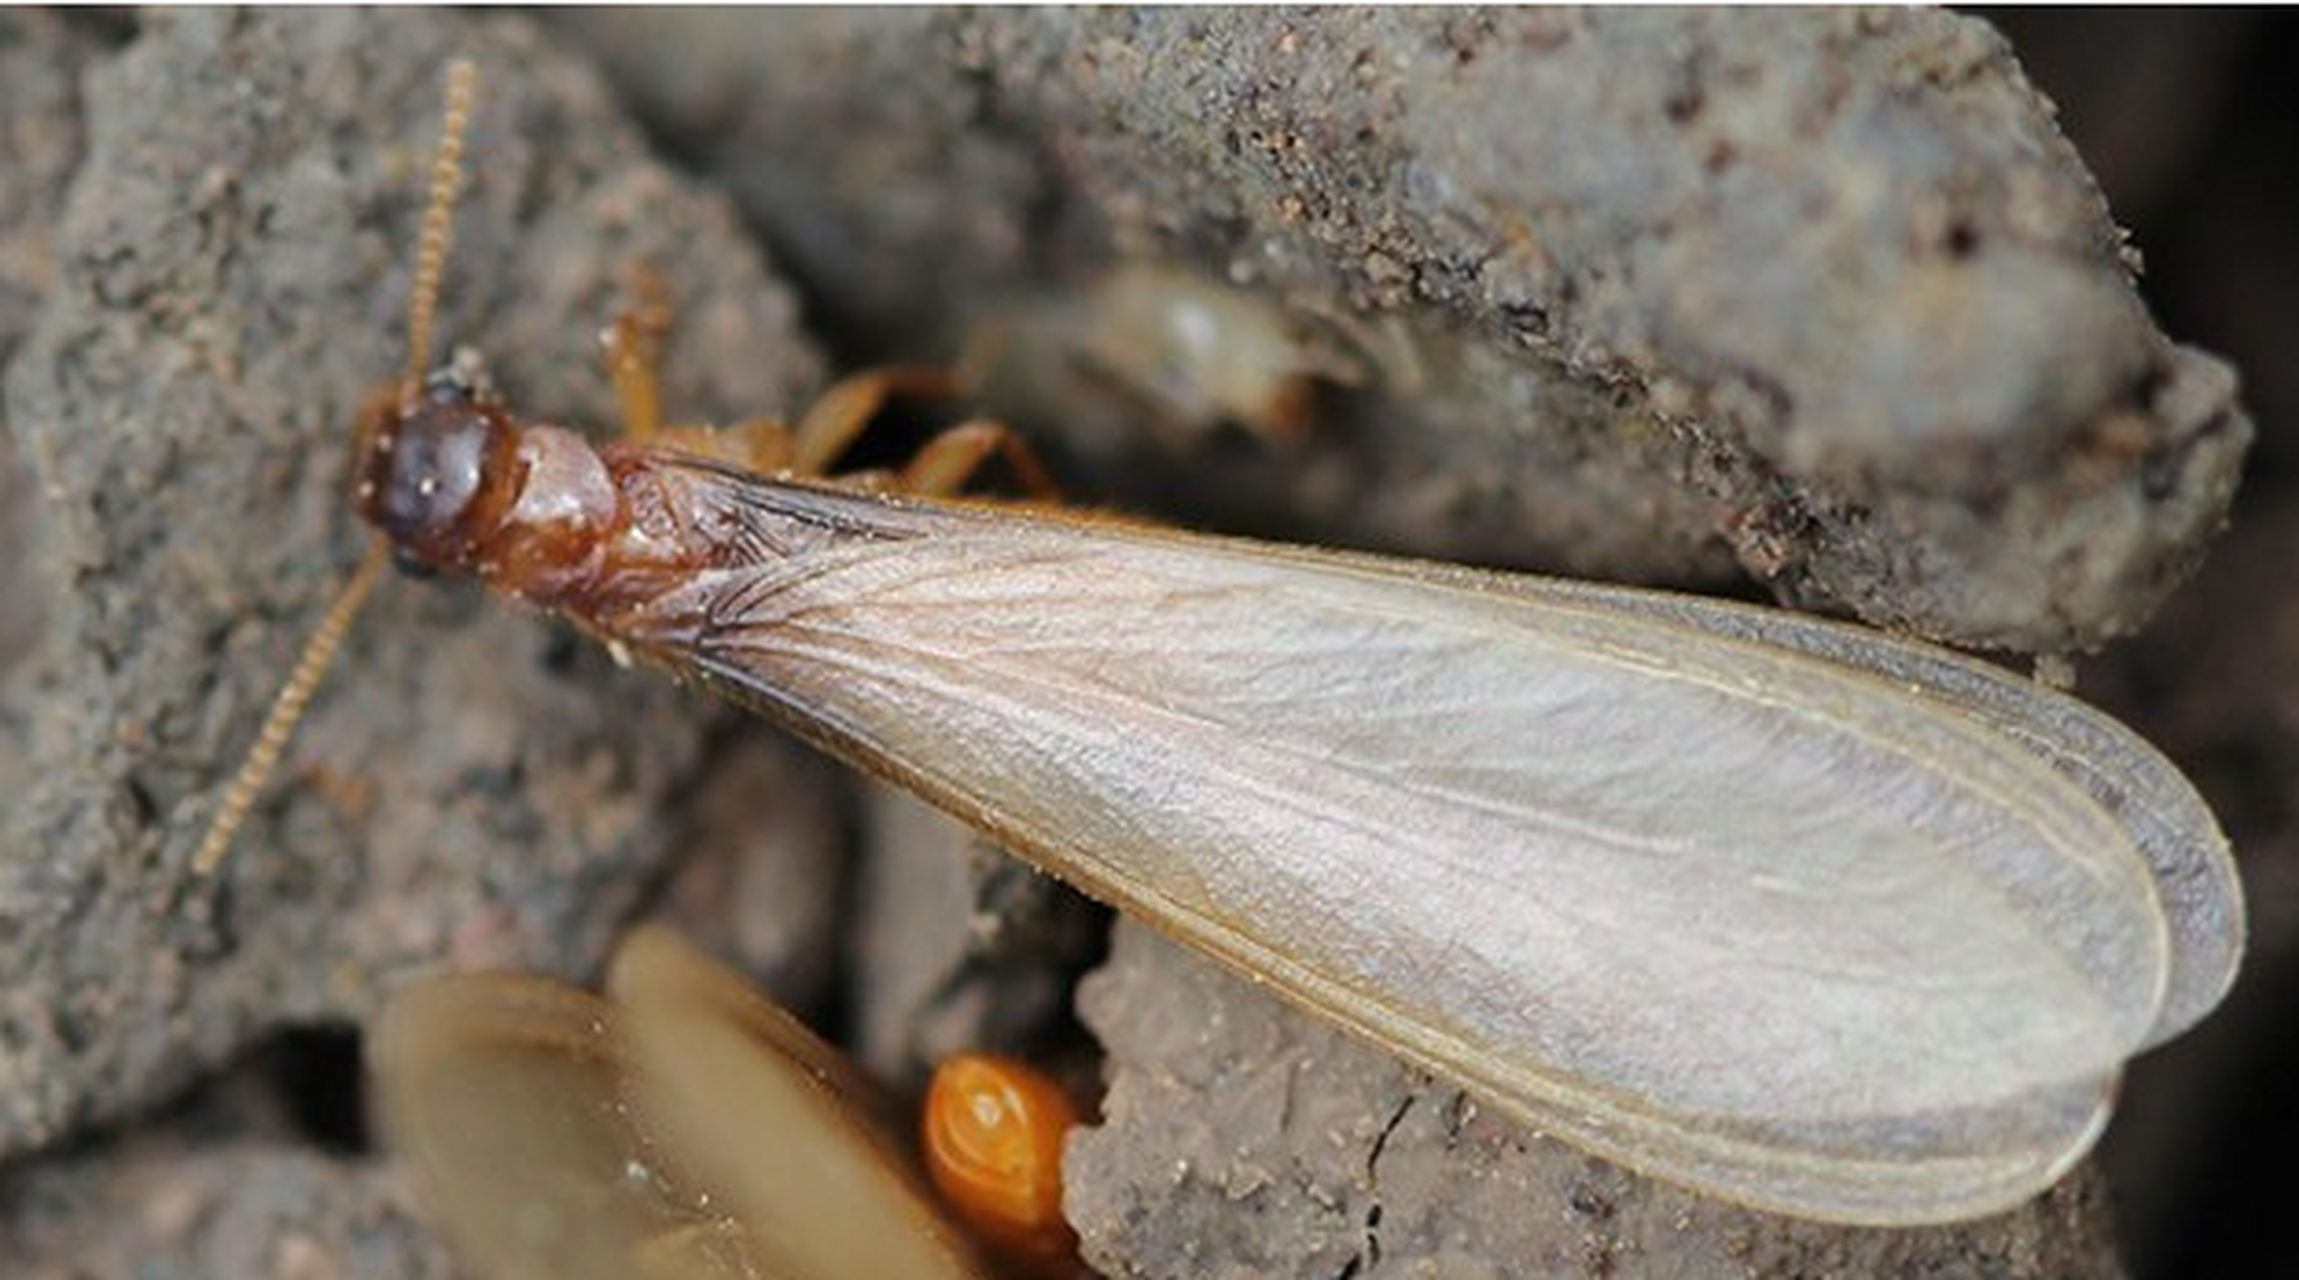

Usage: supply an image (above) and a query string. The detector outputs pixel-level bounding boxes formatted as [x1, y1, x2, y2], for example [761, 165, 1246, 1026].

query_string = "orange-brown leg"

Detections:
[789, 367, 967, 476]
[601, 277, 1041, 494]
[896, 419, 1060, 499]
[647, 366, 966, 477]
[601, 268, 800, 469]
[603, 267, 674, 442]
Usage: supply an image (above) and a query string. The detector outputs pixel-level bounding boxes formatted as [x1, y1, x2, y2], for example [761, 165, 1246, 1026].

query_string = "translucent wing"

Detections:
[607, 927, 991, 1280]
[371, 973, 767, 1280]
[375, 935, 988, 1280]
[597, 469, 2237, 1224]
[1454, 568, 2242, 1048]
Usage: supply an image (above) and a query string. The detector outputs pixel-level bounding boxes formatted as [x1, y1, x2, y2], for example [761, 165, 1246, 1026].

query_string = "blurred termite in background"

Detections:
[376, 926, 1081, 1280]
[200, 60, 2244, 1228]
[968, 260, 1383, 449]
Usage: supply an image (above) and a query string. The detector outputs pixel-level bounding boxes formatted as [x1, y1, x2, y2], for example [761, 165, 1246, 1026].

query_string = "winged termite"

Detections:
[974, 262, 1366, 446]
[373, 926, 994, 1280]
[204, 63, 2243, 1225]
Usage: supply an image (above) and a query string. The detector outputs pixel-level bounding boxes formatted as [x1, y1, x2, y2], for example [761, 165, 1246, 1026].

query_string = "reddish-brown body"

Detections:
[356, 376, 718, 623]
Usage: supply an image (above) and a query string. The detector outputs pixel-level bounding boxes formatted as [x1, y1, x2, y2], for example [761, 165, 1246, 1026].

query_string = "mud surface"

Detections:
[567, 8, 2247, 652]
[2, 9, 2288, 1280]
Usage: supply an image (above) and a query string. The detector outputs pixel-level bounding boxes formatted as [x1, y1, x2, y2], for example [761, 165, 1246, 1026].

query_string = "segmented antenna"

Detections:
[402, 59, 478, 404]
[189, 541, 388, 876]
[192, 62, 478, 877]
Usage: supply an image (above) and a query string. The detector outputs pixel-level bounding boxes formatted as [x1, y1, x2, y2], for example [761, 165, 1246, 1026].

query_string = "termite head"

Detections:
[355, 365, 518, 576]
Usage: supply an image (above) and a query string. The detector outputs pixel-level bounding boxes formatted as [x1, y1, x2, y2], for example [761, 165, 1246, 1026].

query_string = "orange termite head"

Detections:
[354, 366, 518, 577]
[922, 1053, 1084, 1280]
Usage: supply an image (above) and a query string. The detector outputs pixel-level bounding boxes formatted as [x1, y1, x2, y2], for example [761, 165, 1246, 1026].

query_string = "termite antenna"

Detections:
[402, 59, 478, 405]
[189, 539, 389, 876]
[192, 63, 478, 878]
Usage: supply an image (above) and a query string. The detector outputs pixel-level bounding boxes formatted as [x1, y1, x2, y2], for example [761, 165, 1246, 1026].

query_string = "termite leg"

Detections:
[788, 366, 966, 476]
[602, 266, 674, 442]
[601, 268, 803, 469]
[896, 419, 1060, 499]
[602, 277, 1048, 494]
[789, 370, 1059, 494]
